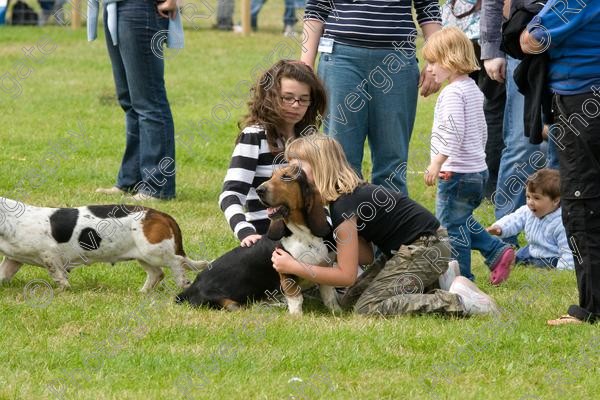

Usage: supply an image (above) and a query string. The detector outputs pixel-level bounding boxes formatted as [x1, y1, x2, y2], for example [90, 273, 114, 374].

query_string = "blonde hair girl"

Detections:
[274, 135, 499, 316]
[422, 26, 479, 76]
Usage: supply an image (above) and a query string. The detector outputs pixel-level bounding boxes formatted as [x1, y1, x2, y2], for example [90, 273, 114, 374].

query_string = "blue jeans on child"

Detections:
[104, 0, 176, 199]
[515, 245, 558, 268]
[317, 43, 420, 195]
[436, 170, 511, 281]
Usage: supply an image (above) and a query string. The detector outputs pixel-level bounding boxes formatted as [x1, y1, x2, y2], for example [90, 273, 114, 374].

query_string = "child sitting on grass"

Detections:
[487, 168, 574, 270]
[422, 27, 514, 285]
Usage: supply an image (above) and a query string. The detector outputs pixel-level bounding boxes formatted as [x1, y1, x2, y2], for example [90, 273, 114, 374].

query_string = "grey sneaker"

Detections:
[283, 24, 294, 36]
[439, 260, 460, 291]
[449, 276, 499, 316]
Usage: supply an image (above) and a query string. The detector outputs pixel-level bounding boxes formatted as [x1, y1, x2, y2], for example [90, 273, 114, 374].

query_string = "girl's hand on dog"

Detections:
[272, 248, 301, 275]
[241, 234, 262, 247]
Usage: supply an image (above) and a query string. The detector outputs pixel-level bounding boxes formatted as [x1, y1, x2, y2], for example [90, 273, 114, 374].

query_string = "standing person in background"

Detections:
[247, 0, 305, 34]
[214, 0, 234, 30]
[300, 0, 442, 195]
[480, 0, 544, 244]
[90, 0, 182, 201]
[441, 0, 506, 199]
[219, 60, 326, 246]
[520, 0, 600, 325]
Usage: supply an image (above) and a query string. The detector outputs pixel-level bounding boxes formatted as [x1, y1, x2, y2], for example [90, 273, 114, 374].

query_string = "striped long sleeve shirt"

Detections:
[494, 205, 574, 270]
[304, 0, 441, 49]
[219, 126, 286, 241]
[430, 78, 488, 173]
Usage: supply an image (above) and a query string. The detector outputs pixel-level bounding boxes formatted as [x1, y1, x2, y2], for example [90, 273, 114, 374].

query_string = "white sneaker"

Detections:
[449, 276, 499, 316]
[130, 192, 160, 202]
[439, 260, 460, 291]
[283, 24, 294, 37]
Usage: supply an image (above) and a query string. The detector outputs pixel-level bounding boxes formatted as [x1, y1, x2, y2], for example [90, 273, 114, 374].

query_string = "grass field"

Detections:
[0, 6, 598, 400]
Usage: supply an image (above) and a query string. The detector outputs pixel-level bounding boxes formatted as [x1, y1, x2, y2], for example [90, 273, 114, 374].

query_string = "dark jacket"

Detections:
[500, 1, 550, 144]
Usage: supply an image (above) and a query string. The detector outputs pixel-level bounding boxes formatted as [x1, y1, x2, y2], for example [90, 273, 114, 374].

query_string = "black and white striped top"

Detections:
[219, 126, 286, 241]
[304, 0, 441, 49]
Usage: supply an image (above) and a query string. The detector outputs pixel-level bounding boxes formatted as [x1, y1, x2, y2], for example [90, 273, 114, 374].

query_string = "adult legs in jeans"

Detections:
[436, 171, 510, 281]
[553, 93, 600, 323]
[250, 0, 265, 30]
[215, 0, 234, 29]
[354, 233, 465, 316]
[104, 0, 176, 199]
[317, 44, 419, 195]
[283, 0, 296, 27]
[494, 56, 543, 244]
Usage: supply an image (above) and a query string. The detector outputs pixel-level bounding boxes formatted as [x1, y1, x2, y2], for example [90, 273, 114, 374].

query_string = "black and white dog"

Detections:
[176, 166, 341, 314]
[0, 198, 208, 292]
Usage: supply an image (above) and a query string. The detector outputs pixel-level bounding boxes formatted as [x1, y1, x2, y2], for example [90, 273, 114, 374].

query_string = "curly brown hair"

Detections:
[238, 59, 327, 151]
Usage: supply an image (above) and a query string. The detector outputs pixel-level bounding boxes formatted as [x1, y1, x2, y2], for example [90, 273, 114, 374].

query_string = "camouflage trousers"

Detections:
[350, 229, 465, 316]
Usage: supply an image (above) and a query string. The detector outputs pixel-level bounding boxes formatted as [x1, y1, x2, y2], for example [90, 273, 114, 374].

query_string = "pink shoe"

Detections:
[490, 247, 515, 286]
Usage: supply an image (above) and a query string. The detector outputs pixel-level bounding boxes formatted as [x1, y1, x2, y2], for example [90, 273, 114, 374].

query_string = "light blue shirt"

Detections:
[494, 205, 574, 270]
[87, 0, 184, 49]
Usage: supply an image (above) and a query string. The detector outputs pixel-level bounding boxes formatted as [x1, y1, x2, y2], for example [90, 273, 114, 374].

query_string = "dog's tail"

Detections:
[181, 258, 211, 272]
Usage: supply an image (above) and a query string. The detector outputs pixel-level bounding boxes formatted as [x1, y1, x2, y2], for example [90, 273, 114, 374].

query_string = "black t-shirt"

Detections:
[330, 183, 440, 256]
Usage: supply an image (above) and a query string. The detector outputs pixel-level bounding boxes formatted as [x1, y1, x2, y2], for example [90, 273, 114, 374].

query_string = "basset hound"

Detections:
[0, 198, 209, 292]
[176, 165, 341, 315]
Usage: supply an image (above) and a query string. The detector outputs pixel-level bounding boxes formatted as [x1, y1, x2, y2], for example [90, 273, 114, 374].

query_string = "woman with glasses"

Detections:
[219, 60, 327, 247]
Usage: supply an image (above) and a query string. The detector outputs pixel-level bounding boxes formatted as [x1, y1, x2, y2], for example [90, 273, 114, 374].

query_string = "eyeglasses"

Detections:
[281, 95, 311, 107]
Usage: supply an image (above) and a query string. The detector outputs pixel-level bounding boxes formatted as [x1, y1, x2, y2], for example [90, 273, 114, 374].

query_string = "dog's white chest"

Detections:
[280, 223, 330, 265]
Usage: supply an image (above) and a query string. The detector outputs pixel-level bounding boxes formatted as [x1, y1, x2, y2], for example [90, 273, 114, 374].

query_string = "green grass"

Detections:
[1, 11, 599, 400]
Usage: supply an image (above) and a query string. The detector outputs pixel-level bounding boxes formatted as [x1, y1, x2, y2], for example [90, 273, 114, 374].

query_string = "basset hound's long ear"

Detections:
[267, 219, 289, 241]
[299, 171, 331, 238]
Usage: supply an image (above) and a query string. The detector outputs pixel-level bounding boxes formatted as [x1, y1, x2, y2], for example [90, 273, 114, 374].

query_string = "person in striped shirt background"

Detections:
[422, 27, 514, 286]
[301, 0, 443, 196]
[219, 60, 327, 246]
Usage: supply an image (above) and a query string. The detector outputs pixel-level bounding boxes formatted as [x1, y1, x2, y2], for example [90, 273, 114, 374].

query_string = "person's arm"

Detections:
[424, 153, 448, 186]
[489, 205, 528, 238]
[424, 90, 464, 185]
[414, 0, 442, 97]
[272, 217, 360, 287]
[418, 22, 443, 97]
[526, 0, 600, 51]
[300, 0, 330, 67]
[218, 131, 261, 242]
[481, 0, 507, 82]
[300, 19, 324, 68]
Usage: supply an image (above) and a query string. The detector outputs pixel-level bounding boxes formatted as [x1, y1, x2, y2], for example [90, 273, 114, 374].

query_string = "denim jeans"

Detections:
[317, 43, 420, 195]
[494, 56, 543, 244]
[436, 170, 511, 281]
[515, 245, 558, 268]
[250, 0, 304, 29]
[104, 0, 176, 199]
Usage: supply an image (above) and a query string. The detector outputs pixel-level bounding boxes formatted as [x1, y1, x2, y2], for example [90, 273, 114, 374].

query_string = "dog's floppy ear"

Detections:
[267, 219, 290, 241]
[299, 171, 331, 238]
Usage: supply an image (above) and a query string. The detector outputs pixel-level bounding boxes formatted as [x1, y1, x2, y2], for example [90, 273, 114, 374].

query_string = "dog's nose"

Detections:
[256, 185, 266, 197]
